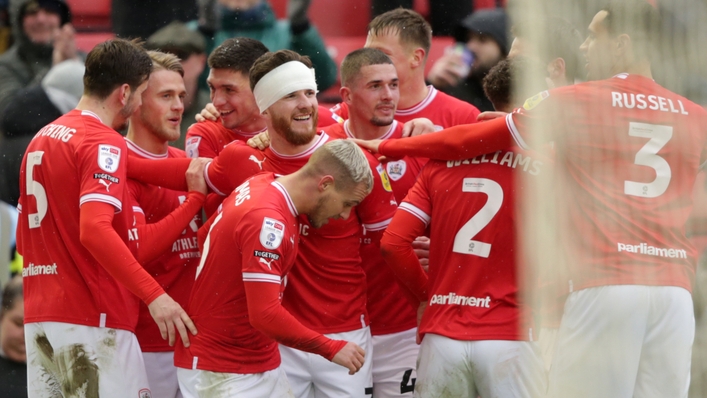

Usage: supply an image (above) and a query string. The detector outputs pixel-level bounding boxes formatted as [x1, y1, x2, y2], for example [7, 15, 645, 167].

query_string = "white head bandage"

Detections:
[253, 61, 318, 113]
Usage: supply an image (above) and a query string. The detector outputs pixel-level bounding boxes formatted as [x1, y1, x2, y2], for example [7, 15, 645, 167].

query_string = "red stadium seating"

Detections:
[66, 0, 112, 31]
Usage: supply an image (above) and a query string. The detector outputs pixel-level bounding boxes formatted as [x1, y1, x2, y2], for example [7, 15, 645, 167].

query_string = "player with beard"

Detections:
[125, 51, 207, 398]
[175, 141, 372, 397]
[354, 1, 705, 396]
[16, 39, 197, 397]
[324, 47, 427, 397]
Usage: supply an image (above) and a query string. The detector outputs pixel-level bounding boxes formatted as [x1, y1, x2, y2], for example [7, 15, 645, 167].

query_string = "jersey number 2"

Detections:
[452, 178, 503, 258]
[624, 122, 673, 198]
[26, 151, 48, 229]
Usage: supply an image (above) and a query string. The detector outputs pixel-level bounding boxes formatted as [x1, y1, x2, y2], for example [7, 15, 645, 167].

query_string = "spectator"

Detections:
[0, 0, 77, 115]
[0, 59, 83, 207]
[426, 8, 508, 111]
[0, 275, 26, 398]
[196, 0, 337, 91]
[147, 21, 210, 146]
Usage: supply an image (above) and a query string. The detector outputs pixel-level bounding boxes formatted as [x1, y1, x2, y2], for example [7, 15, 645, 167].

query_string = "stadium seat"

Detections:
[67, 0, 112, 31]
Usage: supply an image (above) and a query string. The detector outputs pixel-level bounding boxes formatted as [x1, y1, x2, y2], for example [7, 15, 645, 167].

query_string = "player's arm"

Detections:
[204, 143, 263, 196]
[356, 157, 398, 242]
[373, 116, 514, 161]
[127, 157, 209, 191]
[79, 202, 197, 347]
[380, 209, 430, 304]
[185, 126, 218, 159]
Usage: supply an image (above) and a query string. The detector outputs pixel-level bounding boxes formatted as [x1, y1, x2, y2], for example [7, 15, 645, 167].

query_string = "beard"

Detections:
[138, 110, 181, 142]
[271, 108, 318, 146]
[307, 196, 330, 228]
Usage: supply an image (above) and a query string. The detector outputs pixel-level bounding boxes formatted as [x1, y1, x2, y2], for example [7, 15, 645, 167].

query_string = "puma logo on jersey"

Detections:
[249, 155, 266, 170]
[259, 257, 274, 270]
[98, 179, 112, 192]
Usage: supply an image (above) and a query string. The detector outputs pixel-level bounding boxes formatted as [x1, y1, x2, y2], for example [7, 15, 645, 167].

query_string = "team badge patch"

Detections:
[376, 164, 393, 192]
[386, 160, 407, 182]
[522, 90, 550, 111]
[97, 144, 120, 172]
[185, 136, 201, 158]
[260, 217, 285, 249]
[138, 388, 152, 398]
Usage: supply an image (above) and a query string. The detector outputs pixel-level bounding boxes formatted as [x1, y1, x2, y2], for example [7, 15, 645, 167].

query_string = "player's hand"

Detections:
[416, 302, 427, 344]
[52, 24, 78, 65]
[247, 131, 271, 150]
[349, 138, 382, 154]
[148, 293, 198, 347]
[402, 118, 437, 138]
[186, 157, 210, 195]
[195, 103, 219, 123]
[427, 53, 466, 89]
[477, 111, 508, 122]
[412, 236, 430, 272]
[332, 341, 366, 375]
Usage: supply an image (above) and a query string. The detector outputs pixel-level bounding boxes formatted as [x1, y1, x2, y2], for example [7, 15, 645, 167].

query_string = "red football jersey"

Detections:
[17, 110, 140, 331]
[126, 140, 202, 352]
[327, 120, 425, 334]
[330, 86, 480, 128]
[263, 131, 398, 333]
[401, 149, 545, 341]
[184, 120, 266, 159]
[174, 174, 299, 374]
[507, 74, 707, 293]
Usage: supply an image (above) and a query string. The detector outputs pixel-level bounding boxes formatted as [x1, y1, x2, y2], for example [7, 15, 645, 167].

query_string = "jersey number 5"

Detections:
[624, 122, 673, 198]
[452, 178, 503, 258]
[26, 151, 48, 228]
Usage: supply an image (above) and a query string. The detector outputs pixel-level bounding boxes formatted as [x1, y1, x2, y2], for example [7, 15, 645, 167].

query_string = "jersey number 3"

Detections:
[26, 151, 48, 228]
[453, 178, 503, 258]
[624, 122, 673, 198]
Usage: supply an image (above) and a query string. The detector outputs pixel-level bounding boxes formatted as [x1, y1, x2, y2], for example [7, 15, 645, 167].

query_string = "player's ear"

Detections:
[340, 86, 353, 105]
[318, 175, 335, 192]
[411, 47, 426, 69]
[548, 57, 566, 80]
[616, 34, 630, 56]
[118, 84, 131, 106]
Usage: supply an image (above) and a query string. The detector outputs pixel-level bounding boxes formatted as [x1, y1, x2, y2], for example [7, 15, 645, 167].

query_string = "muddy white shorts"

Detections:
[25, 322, 151, 398]
[177, 366, 293, 398]
[415, 334, 546, 398]
[279, 327, 374, 398]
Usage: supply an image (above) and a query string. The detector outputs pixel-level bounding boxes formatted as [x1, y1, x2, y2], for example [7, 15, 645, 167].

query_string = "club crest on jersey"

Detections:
[98, 144, 120, 172]
[376, 164, 393, 192]
[386, 160, 407, 181]
[523, 90, 550, 111]
[138, 388, 152, 398]
[260, 217, 285, 249]
[185, 137, 201, 158]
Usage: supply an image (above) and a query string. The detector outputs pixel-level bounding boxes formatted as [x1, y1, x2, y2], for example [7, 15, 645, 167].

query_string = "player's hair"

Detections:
[0, 276, 22, 319]
[483, 56, 548, 112]
[340, 48, 394, 87]
[207, 37, 269, 75]
[368, 8, 432, 55]
[512, 16, 584, 81]
[601, 0, 660, 60]
[83, 39, 152, 100]
[148, 50, 184, 77]
[249, 50, 314, 91]
[305, 140, 374, 193]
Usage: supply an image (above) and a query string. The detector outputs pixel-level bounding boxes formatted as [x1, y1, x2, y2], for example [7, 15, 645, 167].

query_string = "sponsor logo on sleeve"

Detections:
[254, 250, 281, 261]
[386, 160, 407, 181]
[259, 217, 285, 249]
[376, 164, 393, 192]
[97, 144, 121, 172]
[522, 90, 550, 111]
[248, 154, 266, 170]
[93, 173, 120, 184]
[185, 137, 201, 158]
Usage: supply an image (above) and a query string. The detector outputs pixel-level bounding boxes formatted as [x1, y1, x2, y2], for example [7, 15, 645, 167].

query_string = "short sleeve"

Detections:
[239, 209, 295, 285]
[185, 123, 218, 159]
[356, 154, 398, 232]
[78, 129, 128, 212]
